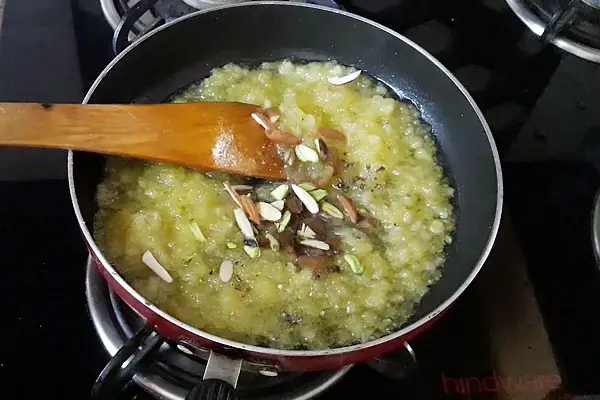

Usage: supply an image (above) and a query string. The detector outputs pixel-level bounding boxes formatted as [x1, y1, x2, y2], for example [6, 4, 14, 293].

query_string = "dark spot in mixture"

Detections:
[243, 238, 259, 248]
[41, 103, 53, 110]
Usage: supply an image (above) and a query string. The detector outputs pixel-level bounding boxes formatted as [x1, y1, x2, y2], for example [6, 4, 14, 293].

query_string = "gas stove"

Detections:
[2, 0, 600, 398]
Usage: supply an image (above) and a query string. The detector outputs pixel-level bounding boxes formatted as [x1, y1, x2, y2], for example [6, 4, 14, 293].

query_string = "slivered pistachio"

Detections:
[188, 220, 207, 242]
[270, 184, 289, 201]
[265, 233, 280, 252]
[270, 200, 285, 211]
[276, 210, 292, 232]
[299, 239, 330, 251]
[226, 242, 238, 249]
[309, 189, 328, 202]
[321, 202, 344, 219]
[315, 138, 329, 160]
[244, 245, 261, 259]
[258, 202, 282, 221]
[234, 208, 255, 238]
[295, 144, 319, 163]
[344, 254, 364, 275]
[283, 148, 296, 166]
[291, 184, 319, 214]
[299, 182, 316, 191]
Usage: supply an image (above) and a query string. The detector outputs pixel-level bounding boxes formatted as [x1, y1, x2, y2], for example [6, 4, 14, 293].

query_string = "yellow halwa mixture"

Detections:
[93, 60, 455, 350]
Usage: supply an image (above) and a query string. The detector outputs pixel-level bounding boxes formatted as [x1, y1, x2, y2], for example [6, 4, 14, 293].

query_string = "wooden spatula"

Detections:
[0, 102, 286, 180]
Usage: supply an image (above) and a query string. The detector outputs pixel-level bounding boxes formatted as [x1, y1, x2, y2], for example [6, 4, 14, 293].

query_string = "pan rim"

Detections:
[68, 0, 504, 358]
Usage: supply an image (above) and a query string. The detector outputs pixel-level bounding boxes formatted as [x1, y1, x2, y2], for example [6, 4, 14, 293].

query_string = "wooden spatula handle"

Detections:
[0, 102, 286, 180]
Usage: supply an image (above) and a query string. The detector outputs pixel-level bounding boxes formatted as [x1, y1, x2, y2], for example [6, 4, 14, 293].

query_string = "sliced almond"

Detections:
[234, 207, 255, 238]
[338, 194, 359, 223]
[299, 239, 330, 251]
[264, 107, 281, 123]
[240, 195, 261, 225]
[328, 69, 361, 85]
[318, 127, 346, 142]
[223, 181, 243, 208]
[142, 250, 173, 283]
[258, 201, 282, 221]
[265, 129, 302, 145]
[251, 112, 273, 130]
[219, 260, 234, 283]
[291, 184, 319, 214]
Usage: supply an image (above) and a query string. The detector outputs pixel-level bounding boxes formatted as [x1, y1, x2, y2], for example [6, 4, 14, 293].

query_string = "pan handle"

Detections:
[185, 351, 242, 400]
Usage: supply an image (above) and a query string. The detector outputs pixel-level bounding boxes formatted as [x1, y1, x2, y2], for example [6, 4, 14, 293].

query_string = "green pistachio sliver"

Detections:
[276, 210, 292, 232]
[309, 189, 328, 202]
[226, 242, 238, 249]
[265, 233, 280, 252]
[297, 223, 316, 240]
[270, 200, 285, 211]
[344, 254, 364, 275]
[299, 182, 316, 191]
[295, 144, 319, 163]
[270, 184, 289, 201]
[321, 202, 344, 219]
[189, 220, 206, 242]
[244, 245, 261, 259]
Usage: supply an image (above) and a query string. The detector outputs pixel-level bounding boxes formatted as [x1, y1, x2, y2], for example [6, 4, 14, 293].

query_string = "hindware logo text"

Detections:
[441, 372, 562, 395]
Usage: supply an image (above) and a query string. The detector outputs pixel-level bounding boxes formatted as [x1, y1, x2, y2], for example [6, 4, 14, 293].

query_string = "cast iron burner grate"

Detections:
[85, 258, 355, 399]
[101, 0, 341, 54]
[506, 0, 600, 62]
[528, 0, 600, 47]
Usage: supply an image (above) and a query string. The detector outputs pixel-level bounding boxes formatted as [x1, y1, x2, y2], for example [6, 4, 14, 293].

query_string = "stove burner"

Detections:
[582, 0, 600, 9]
[85, 258, 352, 400]
[101, 0, 341, 54]
[507, 0, 600, 63]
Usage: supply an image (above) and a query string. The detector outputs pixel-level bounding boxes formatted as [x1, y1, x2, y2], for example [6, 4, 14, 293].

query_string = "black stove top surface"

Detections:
[2, 0, 600, 398]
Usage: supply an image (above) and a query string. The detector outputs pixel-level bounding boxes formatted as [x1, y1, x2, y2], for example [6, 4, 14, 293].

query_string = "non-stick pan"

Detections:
[69, 2, 503, 399]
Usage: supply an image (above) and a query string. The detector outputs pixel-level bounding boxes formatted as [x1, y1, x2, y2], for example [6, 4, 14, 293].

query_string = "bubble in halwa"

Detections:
[93, 60, 455, 350]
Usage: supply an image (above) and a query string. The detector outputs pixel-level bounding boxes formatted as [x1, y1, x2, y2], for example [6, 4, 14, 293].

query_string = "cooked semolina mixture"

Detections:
[93, 60, 455, 350]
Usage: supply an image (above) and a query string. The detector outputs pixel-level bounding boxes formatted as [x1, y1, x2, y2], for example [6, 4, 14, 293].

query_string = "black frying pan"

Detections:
[70, 3, 503, 398]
